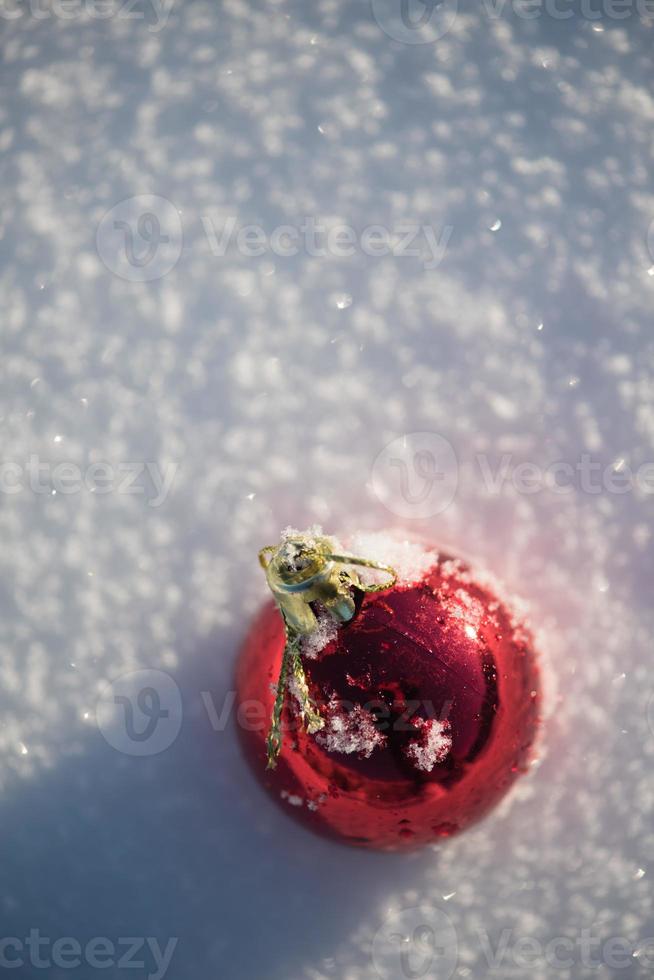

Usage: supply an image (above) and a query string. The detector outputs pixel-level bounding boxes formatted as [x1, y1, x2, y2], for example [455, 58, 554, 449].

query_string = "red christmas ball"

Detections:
[236, 538, 541, 851]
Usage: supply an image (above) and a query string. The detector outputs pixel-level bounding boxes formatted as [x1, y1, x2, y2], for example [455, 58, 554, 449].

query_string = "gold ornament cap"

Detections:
[258, 528, 397, 768]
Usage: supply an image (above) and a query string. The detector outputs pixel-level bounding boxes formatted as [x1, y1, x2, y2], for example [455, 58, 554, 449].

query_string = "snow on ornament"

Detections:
[236, 528, 542, 850]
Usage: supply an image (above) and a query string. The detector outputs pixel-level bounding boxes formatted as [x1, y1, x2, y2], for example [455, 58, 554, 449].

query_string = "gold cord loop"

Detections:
[325, 553, 397, 593]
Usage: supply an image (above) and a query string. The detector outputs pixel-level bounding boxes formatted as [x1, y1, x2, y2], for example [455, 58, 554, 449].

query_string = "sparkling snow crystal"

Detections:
[300, 610, 339, 658]
[404, 719, 453, 772]
[315, 699, 387, 758]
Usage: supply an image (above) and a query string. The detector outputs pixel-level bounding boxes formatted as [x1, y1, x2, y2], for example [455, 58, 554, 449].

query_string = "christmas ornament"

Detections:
[236, 527, 541, 850]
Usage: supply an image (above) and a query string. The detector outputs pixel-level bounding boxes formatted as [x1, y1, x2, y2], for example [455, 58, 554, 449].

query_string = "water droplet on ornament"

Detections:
[489, 219, 502, 232]
[332, 293, 352, 310]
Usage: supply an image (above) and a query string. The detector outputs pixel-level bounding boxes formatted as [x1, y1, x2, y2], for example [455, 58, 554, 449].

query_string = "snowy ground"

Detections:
[1, 3, 654, 978]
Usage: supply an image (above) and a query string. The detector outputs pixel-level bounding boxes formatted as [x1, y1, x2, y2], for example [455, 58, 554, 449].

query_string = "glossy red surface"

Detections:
[236, 553, 541, 850]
